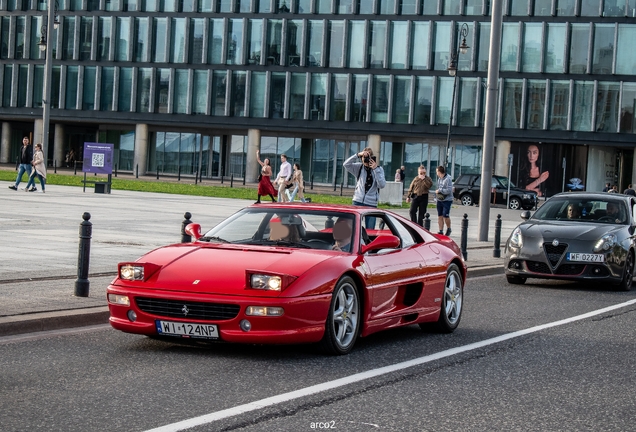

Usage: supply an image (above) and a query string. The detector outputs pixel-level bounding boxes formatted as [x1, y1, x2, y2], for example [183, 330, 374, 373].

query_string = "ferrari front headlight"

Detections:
[593, 234, 616, 252]
[509, 227, 523, 248]
[120, 265, 144, 281]
[250, 274, 282, 291]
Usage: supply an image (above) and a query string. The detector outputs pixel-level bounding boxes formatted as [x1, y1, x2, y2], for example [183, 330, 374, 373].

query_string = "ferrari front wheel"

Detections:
[320, 276, 360, 355]
[425, 263, 463, 333]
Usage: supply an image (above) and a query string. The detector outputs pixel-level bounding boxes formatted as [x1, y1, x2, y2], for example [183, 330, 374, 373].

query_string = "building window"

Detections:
[443, 0, 461, 14]
[328, 20, 344, 68]
[545, 23, 566, 73]
[211, 70, 226, 115]
[247, 19, 263, 65]
[15, 17, 25, 59]
[500, 22, 520, 72]
[297, 0, 312, 13]
[372, 75, 389, 123]
[379, 0, 396, 14]
[569, 24, 590, 74]
[250, 71, 266, 117]
[620, 83, 636, 134]
[526, 80, 546, 130]
[436, 76, 453, 125]
[1, 17, 10, 59]
[270, 72, 285, 118]
[351, 74, 368, 122]
[83, 66, 96, 110]
[171, 18, 186, 63]
[192, 70, 208, 114]
[477, 22, 490, 71]
[257, 0, 272, 13]
[616, 25, 636, 75]
[572, 81, 594, 131]
[218, 0, 233, 12]
[433, 21, 450, 71]
[286, 20, 303, 66]
[153, 18, 167, 62]
[290, 72, 306, 119]
[592, 24, 615, 74]
[137, 67, 151, 112]
[189, 18, 204, 65]
[330, 73, 347, 121]
[156, 68, 170, 113]
[208, 19, 225, 64]
[17, 64, 28, 107]
[393, 76, 410, 124]
[231, 70, 246, 116]
[118, 67, 133, 111]
[100, 66, 115, 110]
[596, 82, 619, 132]
[30, 16, 44, 60]
[347, 20, 365, 68]
[33, 65, 44, 108]
[400, 0, 418, 14]
[310, 73, 327, 120]
[199, 0, 213, 12]
[465, 0, 482, 14]
[63, 16, 76, 60]
[369, 21, 387, 69]
[307, 20, 324, 67]
[509, 0, 528, 15]
[227, 19, 244, 65]
[98, 17, 112, 61]
[80, 17, 93, 61]
[390, 21, 407, 69]
[534, 0, 551, 15]
[580, 0, 601, 16]
[66, 66, 79, 110]
[548, 80, 569, 131]
[502, 79, 523, 129]
[458, 77, 477, 127]
[337, 0, 355, 13]
[556, 0, 575, 15]
[522, 23, 542, 73]
[316, 0, 331, 13]
[414, 76, 432, 125]
[130, 19, 147, 63]
[239, 0, 252, 12]
[174, 69, 188, 114]
[2, 65, 11, 107]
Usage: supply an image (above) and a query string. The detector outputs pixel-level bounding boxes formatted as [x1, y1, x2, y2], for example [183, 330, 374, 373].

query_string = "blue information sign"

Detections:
[83, 142, 114, 174]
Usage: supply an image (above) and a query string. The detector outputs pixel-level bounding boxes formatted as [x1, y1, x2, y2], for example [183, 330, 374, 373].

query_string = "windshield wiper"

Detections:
[200, 236, 231, 243]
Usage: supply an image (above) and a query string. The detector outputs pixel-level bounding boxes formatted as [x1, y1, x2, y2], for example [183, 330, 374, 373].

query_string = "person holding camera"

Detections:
[435, 165, 453, 236]
[406, 166, 433, 227]
[343, 147, 386, 229]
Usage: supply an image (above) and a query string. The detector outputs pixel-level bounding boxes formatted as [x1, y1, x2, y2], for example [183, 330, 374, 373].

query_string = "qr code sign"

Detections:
[92, 153, 105, 167]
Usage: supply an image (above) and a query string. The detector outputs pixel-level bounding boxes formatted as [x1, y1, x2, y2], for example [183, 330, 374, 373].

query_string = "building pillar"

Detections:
[33, 119, 43, 149]
[53, 124, 65, 169]
[134, 124, 148, 176]
[246, 129, 261, 183]
[366, 134, 381, 157]
[0, 122, 11, 163]
[495, 140, 511, 177]
[631, 151, 636, 188]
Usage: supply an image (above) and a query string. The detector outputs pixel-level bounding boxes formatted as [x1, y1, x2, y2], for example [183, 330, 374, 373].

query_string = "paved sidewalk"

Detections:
[0, 180, 520, 336]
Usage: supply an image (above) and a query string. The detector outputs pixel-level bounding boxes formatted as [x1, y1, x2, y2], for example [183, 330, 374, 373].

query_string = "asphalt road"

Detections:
[1, 275, 635, 432]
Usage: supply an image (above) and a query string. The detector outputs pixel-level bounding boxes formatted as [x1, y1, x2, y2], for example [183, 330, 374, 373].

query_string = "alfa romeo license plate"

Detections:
[567, 253, 605, 262]
[155, 320, 219, 339]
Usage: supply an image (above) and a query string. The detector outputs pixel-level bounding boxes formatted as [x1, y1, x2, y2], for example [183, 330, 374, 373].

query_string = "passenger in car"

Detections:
[566, 204, 581, 220]
[332, 217, 353, 252]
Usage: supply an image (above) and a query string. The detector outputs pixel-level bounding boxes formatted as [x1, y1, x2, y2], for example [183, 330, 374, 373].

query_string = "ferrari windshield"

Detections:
[202, 208, 357, 252]
[532, 197, 629, 224]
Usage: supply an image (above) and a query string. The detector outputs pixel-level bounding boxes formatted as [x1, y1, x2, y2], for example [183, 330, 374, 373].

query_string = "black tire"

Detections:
[617, 251, 634, 292]
[509, 197, 521, 210]
[506, 275, 527, 284]
[320, 276, 361, 355]
[460, 194, 474, 206]
[422, 264, 463, 333]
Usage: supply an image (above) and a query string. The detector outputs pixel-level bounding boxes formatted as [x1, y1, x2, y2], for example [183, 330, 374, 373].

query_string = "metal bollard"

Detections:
[74, 212, 92, 297]
[493, 214, 502, 258]
[424, 213, 431, 231]
[340, 182, 343, 196]
[310, 174, 314, 190]
[114, 163, 118, 177]
[178, 165, 181, 181]
[181, 212, 193, 243]
[74, 160, 77, 175]
[242, 174, 246, 186]
[54, 160, 57, 174]
[136, 164, 139, 178]
[231, 174, 234, 187]
[460, 214, 468, 261]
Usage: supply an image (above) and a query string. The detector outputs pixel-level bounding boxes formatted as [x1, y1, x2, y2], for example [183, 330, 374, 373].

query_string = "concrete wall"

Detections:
[379, 181, 403, 205]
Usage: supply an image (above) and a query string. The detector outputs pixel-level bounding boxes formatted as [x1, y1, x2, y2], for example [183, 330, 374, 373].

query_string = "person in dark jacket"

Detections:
[623, 184, 636, 196]
[8, 137, 34, 191]
[406, 166, 433, 227]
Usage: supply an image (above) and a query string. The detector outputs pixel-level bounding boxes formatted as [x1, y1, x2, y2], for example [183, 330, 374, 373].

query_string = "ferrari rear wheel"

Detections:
[617, 250, 634, 291]
[424, 264, 463, 333]
[320, 276, 360, 355]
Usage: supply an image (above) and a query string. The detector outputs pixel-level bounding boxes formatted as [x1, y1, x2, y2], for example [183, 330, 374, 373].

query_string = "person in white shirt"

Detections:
[275, 154, 292, 202]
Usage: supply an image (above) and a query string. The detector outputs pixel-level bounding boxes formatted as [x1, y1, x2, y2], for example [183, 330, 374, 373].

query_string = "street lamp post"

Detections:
[38, 0, 57, 163]
[443, 23, 470, 168]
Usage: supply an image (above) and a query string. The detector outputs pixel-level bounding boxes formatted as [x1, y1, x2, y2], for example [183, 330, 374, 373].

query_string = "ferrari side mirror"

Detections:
[185, 223, 202, 241]
[361, 235, 400, 254]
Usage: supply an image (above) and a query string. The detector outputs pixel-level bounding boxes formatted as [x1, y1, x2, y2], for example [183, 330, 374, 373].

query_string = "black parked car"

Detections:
[453, 174, 538, 210]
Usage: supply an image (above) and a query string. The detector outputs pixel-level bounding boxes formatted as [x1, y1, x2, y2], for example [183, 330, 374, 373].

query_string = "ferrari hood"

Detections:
[128, 244, 335, 295]
[521, 221, 620, 242]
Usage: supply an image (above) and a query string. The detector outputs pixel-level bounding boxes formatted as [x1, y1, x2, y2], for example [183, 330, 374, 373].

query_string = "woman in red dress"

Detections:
[256, 150, 277, 203]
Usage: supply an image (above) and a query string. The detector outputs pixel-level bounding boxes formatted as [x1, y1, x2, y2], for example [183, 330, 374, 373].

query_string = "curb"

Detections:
[0, 307, 110, 337]
[467, 265, 504, 278]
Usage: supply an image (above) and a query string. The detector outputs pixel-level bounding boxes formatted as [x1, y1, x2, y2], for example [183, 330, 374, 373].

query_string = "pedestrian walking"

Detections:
[603, 183, 611, 192]
[405, 166, 433, 226]
[255, 150, 277, 203]
[8, 136, 34, 191]
[394, 169, 401, 182]
[435, 165, 453, 236]
[274, 154, 292, 202]
[623, 184, 636, 196]
[288, 163, 306, 202]
[343, 147, 386, 229]
[25, 143, 46, 193]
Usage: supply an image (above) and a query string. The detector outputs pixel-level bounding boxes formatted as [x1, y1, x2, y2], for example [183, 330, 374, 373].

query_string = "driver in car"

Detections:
[332, 217, 353, 252]
[606, 202, 625, 224]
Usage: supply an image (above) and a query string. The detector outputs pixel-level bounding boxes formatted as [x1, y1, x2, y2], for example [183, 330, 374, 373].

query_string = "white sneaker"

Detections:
[41, 190, 45, 193]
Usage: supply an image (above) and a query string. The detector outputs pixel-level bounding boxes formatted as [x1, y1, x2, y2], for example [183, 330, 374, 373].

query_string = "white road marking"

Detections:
[145, 298, 636, 432]
[0, 325, 110, 345]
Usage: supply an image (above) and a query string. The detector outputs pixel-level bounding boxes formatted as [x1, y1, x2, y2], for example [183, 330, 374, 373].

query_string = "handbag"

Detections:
[436, 192, 446, 201]
[257, 173, 263, 182]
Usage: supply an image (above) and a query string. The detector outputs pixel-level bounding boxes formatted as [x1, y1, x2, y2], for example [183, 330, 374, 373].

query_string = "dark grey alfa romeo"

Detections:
[504, 192, 636, 291]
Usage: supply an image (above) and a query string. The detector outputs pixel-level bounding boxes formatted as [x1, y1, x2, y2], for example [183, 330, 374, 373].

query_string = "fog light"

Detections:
[245, 306, 284, 316]
[514, 261, 522, 269]
[127, 310, 137, 322]
[240, 319, 251, 332]
[107, 294, 130, 306]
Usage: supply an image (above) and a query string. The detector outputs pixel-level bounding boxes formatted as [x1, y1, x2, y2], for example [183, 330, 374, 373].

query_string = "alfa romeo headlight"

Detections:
[593, 234, 616, 252]
[509, 227, 523, 248]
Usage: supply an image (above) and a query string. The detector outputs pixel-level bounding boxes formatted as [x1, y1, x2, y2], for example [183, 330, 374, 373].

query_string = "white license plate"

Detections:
[567, 253, 605, 263]
[155, 320, 219, 339]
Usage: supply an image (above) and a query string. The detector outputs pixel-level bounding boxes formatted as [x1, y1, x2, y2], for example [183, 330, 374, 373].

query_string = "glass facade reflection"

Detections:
[0, 0, 634, 191]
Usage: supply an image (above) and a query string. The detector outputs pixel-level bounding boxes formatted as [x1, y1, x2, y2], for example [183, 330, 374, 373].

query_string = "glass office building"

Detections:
[0, 0, 635, 194]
